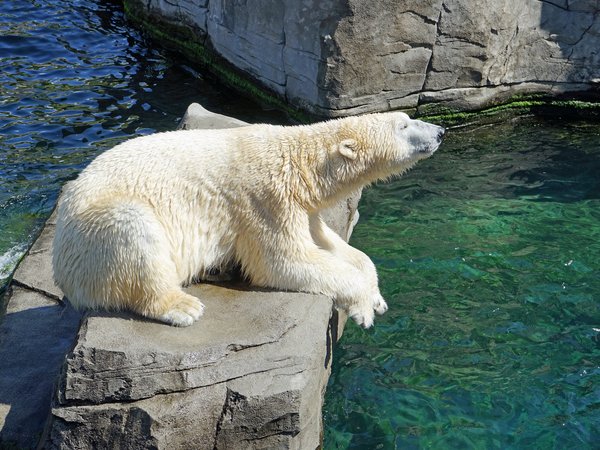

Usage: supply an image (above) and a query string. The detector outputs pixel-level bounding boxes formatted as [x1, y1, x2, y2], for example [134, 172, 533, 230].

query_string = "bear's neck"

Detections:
[280, 122, 383, 211]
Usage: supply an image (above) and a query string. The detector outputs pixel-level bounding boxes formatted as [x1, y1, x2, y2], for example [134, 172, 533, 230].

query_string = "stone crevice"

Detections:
[10, 278, 63, 303]
[62, 359, 305, 407]
[421, 4, 443, 94]
[212, 387, 251, 450]
[241, 426, 299, 443]
[404, 10, 439, 26]
[487, 24, 520, 86]
[227, 319, 299, 353]
[537, 0, 570, 12]
[569, 10, 598, 50]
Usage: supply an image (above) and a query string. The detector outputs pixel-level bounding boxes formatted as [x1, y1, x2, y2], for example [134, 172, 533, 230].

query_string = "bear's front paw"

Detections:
[349, 304, 375, 329]
[158, 293, 205, 327]
[373, 293, 388, 315]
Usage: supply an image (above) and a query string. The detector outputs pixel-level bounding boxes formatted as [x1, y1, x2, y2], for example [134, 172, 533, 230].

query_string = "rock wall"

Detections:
[127, 0, 600, 117]
[0, 104, 358, 449]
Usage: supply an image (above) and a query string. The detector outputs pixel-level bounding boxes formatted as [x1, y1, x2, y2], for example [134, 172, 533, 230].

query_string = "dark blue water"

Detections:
[0, 0, 285, 285]
[1, 2, 599, 449]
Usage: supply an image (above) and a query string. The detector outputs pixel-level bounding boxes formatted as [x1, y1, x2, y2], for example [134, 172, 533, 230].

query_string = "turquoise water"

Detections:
[1, 2, 599, 449]
[324, 119, 600, 449]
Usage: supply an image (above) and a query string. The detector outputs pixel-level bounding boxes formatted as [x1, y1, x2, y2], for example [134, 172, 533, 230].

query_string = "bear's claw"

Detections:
[349, 305, 375, 329]
[159, 310, 196, 327]
[373, 294, 388, 315]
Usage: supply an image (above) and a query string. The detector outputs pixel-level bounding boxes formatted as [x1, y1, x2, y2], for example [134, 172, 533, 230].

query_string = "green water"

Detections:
[324, 118, 600, 448]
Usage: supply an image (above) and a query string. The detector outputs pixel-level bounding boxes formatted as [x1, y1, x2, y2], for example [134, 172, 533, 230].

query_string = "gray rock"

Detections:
[11, 211, 62, 300]
[49, 384, 226, 449]
[59, 287, 329, 405]
[177, 102, 248, 130]
[48, 286, 341, 449]
[127, 0, 600, 116]
[0, 205, 83, 449]
[0, 288, 81, 449]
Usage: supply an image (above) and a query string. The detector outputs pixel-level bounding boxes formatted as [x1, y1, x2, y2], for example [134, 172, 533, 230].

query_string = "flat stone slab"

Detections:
[48, 284, 341, 449]
[59, 284, 336, 405]
[0, 209, 82, 448]
[11, 211, 62, 300]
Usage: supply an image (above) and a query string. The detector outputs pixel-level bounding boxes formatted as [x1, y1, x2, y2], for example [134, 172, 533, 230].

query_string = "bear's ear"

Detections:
[337, 139, 358, 160]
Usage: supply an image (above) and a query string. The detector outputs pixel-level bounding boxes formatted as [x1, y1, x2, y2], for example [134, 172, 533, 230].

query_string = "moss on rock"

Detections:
[421, 97, 600, 127]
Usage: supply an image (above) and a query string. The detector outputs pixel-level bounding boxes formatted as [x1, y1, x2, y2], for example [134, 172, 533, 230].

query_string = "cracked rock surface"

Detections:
[48, 286, 342, 449]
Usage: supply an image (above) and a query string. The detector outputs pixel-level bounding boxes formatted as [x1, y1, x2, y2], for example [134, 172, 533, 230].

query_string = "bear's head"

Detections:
[335, 112, 445, 182]
[393, 112, 445, 161]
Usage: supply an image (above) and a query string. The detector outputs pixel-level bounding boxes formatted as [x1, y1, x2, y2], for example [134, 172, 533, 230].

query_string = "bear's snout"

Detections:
[406, 120, 445, 155]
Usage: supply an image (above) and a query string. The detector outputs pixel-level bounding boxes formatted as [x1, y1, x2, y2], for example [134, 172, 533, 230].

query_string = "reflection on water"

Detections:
[324, 118, 600, 448]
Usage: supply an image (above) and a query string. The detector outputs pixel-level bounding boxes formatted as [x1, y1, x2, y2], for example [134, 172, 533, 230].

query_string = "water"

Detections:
[324, 118, 600, 449]
[1, 2, 599, 448]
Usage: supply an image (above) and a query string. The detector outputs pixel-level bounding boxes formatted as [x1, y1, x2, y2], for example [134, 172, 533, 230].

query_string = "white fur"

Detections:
[52, 112, 444, 327]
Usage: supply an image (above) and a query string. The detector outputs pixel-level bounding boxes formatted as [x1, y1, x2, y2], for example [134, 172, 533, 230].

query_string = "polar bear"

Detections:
[52, 112, 444, 328]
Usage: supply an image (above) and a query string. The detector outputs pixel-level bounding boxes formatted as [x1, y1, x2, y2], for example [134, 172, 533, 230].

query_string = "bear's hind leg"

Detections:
[77, 198, 205, 327]
[116, 221, 205, 327]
